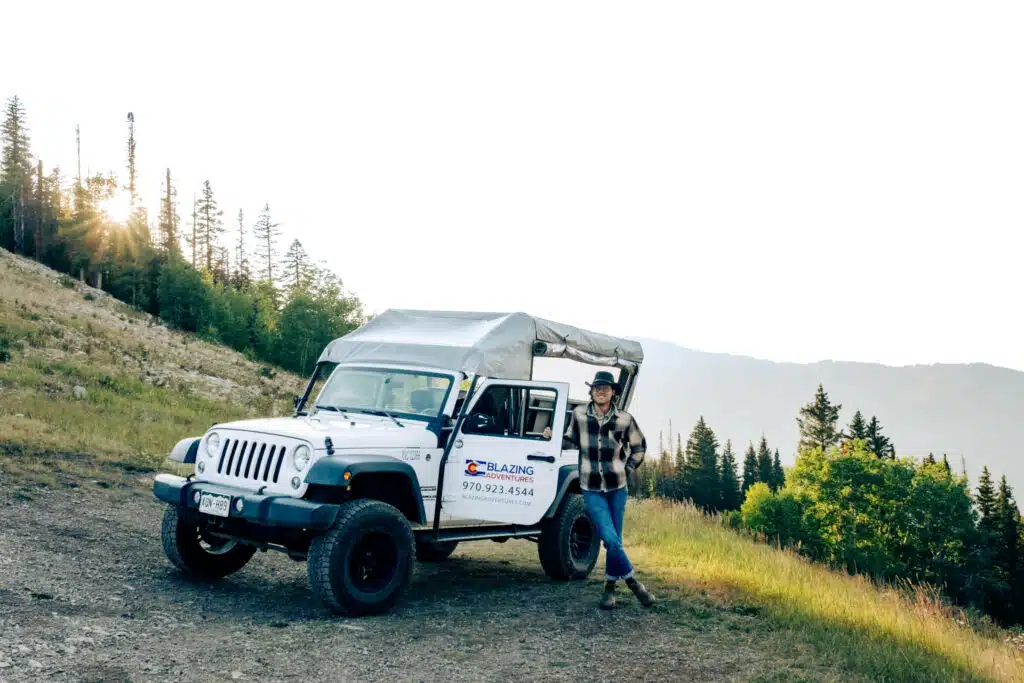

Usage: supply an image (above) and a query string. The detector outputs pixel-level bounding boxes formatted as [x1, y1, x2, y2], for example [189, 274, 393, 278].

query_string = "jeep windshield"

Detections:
[313, 367, 453, 421]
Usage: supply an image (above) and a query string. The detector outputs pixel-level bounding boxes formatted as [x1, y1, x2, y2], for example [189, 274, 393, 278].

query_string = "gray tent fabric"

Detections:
[316, 309, 643, 380]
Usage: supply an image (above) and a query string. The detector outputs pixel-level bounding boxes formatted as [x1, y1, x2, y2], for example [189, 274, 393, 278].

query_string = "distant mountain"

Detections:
[622, 337, 1024, 494]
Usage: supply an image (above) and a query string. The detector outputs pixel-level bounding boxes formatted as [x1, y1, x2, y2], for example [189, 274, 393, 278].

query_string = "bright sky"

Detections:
[5, 1, 1023, 371]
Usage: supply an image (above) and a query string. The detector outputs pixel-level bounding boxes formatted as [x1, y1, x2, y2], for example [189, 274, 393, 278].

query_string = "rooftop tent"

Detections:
[316, 309, 644, 381]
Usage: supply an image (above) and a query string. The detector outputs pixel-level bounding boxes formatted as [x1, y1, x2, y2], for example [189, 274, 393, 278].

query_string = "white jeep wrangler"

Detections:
[153, 309, 644, 616]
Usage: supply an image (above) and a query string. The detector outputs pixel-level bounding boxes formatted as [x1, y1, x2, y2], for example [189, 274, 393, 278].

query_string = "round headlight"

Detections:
[293, 445, 311, 471]
[206, 432, 221, 458]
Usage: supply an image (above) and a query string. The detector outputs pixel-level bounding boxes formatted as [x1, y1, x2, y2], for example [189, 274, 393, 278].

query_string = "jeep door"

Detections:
[441, 379, 567, 526]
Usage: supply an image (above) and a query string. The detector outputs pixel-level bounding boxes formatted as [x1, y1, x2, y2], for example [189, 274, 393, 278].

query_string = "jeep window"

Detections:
[462, 384, 555, 440]
[314, 368, 453, 420]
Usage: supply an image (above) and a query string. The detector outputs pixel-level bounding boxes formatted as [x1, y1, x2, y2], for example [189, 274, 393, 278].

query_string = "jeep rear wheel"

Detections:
[538, 492, 599, 580]
[160, 505, 256, 579]
[307, 499, 415, 616]
[415, 539, 458, 562]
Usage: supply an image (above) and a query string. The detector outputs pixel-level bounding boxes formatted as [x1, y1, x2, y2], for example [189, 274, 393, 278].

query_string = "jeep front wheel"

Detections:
[160, 505, 256, 579]
[307, 499, 415, 616]
[537, 492, 599, 580]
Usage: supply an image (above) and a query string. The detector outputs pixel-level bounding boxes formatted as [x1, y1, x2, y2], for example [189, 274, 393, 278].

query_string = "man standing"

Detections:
[544, 370, 655, 610]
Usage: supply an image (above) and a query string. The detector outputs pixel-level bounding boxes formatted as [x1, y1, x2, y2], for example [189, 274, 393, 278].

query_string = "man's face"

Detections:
[591, 384, 614, 406]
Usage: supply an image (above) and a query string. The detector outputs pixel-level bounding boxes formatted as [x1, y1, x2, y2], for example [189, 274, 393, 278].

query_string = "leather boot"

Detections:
[599, 582, 616, 609]
[627, 578, 656, 607]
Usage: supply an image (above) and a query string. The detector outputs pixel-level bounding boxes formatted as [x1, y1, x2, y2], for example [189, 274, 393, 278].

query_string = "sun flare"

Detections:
[100, 191, 134, 224]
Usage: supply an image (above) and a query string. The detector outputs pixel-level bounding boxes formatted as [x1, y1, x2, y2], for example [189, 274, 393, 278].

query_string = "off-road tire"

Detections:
[307, 499, 415, 616]
[537, 492, 599, 580]
[160, 505, 256, 579]
[415, 539, 459, 562]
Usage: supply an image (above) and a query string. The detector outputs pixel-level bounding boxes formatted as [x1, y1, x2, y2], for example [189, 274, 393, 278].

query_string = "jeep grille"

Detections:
[216, 437, 288, 484]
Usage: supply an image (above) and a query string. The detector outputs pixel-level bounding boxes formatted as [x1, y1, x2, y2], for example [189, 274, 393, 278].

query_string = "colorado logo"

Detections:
[465, 459, 488, 477]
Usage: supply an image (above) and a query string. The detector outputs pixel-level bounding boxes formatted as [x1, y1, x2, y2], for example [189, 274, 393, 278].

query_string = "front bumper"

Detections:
[153, 474, 340, 530]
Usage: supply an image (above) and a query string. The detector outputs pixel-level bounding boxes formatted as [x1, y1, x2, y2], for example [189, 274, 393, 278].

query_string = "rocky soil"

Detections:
[0, 477, 832, 683]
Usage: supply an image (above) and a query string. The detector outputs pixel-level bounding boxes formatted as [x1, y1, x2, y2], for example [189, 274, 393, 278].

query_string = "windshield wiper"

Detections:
[361, 408, 405, 428]
[314, 405, 350, 418]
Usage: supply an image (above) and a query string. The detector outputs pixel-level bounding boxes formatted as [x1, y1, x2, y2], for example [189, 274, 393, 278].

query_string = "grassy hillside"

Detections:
[0, 247, 307, 488]
[627, 499, 1024, 682]
[3, 247, 1024, 681]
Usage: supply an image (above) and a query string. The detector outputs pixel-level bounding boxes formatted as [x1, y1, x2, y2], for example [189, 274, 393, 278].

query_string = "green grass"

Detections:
[0, 359, 294, 487]
[625, 497, 1024, 683]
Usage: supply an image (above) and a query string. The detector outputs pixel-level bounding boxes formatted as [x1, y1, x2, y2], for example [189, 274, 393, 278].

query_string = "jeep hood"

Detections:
[209, 414, 439, 451]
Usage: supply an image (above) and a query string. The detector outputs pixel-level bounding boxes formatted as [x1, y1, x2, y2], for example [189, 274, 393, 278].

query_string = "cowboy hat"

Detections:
[585, 370, 620, 392]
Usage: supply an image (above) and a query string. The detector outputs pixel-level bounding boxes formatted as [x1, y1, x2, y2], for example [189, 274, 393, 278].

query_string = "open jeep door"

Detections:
[441, 378, 568, 526]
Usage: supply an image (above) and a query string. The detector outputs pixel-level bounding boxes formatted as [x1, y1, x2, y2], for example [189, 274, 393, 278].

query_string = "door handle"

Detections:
[527, 453, 555, 463]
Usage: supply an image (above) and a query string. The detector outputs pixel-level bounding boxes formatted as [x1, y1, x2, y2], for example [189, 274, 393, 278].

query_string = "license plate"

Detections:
[198, 492, 231, 518]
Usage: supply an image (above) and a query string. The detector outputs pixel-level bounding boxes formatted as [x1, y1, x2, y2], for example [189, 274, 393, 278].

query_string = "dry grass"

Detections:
[625, 496, 1024, 682]
[0, 248, 306, 486]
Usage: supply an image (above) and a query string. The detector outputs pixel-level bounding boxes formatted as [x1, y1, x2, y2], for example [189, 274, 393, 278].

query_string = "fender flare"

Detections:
[306, 454, 426, 524]
[543, 464, 581, 518]
[168, 437, 201, 464]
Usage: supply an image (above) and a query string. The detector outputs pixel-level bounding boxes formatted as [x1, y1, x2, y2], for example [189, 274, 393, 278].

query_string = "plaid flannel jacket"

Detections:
[564, 401, 647, 492]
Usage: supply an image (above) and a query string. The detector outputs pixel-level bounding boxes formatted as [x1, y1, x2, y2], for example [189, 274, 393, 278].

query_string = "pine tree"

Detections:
[865, 415, 893, 459]
[158, 168, 180, 258]
[756, 436, 774, 488]
[215, 244, 230, 284]
[847, 409, 867, 441]
[924, 452, 936, 466]
[796, 383, 842, 454]
[1, 95, 34, 254]
[771, 448, 785, 491]
[0, 96, 32, 184]
[996, 475, 1019, 582]
[682, 416, 720, 512]
[719, 439, 742, 511]
[942, 454, 951, 475]
[977, 466, 998, 533]
[669, 433, 685, 501]
[194, 180, 224, 274]
[233, 209, 250, 287]
[741, 442, 758, 494]
[282, 238, 313, 292]
[125, 112, 137, 211]
[657, 438, 675, 498]
[252, 202, 281, 283]
[32, 158, 44, 257]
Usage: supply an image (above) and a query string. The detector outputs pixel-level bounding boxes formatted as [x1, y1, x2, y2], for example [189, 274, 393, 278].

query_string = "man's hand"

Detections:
[542, 426, 552, 439]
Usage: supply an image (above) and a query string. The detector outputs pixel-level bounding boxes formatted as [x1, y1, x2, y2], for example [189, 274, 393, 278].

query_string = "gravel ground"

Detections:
[0, 479, 832, 683]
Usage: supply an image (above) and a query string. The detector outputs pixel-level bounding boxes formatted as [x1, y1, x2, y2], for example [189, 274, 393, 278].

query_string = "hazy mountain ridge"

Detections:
[625, 336, 1024, 493]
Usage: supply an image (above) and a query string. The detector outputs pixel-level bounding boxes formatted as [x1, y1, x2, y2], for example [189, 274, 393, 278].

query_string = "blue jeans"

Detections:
[583, 486, 634, 581]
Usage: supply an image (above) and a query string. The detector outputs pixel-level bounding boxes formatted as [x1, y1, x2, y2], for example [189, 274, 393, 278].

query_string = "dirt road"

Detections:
[0, 479, 830, 683]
